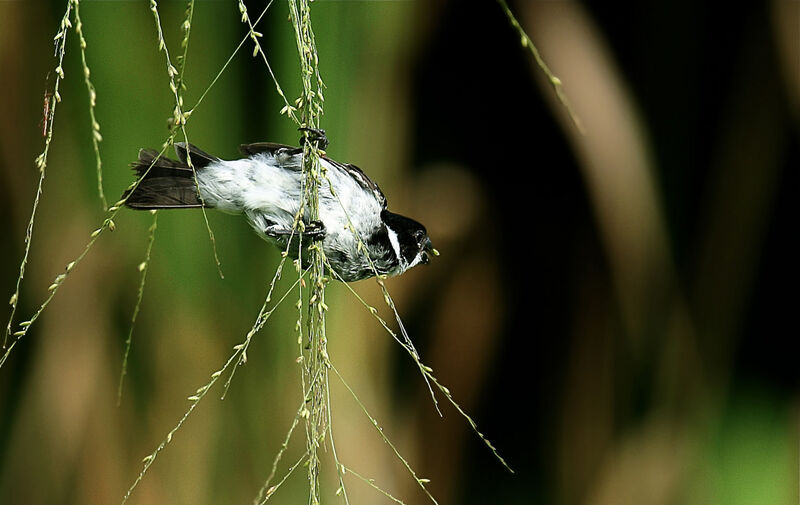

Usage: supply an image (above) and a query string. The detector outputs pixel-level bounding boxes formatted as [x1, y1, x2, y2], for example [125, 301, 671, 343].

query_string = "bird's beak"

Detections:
[422, 237, 439, 263]
[425, 237, 439, 256]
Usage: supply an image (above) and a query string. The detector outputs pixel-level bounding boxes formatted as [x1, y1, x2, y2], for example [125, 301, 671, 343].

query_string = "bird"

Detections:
[122, 131, 437, 282]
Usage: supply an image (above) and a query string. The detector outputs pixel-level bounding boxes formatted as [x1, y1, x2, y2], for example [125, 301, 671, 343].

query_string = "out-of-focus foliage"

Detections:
[0, 1, 796, 504]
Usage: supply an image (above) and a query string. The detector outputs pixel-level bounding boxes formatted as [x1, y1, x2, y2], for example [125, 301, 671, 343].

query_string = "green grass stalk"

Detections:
[287, 0, 328, 502]
[3, 0, 74, 351]
[73, 0, 107, 209]
[496, 0, 584, 133]
[117, 211, 158, 405]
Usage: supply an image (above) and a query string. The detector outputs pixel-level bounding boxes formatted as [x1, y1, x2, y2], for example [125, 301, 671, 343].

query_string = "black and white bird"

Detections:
[122, 135, 436, 282]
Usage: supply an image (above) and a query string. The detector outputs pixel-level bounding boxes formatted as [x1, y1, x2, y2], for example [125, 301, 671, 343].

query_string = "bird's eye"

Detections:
[415, 230, 425, 241]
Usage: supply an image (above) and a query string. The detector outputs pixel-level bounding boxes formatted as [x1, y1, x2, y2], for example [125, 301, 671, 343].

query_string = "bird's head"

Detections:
[381, 210, 438, 273]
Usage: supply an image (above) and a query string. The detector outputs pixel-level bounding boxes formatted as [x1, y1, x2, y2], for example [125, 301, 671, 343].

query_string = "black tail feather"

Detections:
[123, 144, 216, 210]
[131, 148, 194, 178]
[174, 142, 219, 168]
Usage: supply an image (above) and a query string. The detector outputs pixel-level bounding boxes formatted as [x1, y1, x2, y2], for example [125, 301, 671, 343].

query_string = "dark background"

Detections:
[1, 1, 797, 504]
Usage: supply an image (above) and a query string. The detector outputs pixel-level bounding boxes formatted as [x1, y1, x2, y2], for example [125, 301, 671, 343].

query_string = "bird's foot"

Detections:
[298, 127, 329, 150]
[302, 220, 326, 240]
[264, 221, 325, 241]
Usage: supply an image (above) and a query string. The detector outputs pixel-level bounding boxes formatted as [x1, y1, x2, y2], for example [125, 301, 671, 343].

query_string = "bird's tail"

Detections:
[122, 142, 219, 210]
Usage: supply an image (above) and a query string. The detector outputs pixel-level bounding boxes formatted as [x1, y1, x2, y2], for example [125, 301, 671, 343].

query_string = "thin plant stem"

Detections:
[73, 0, 106, 209]
[253, 398, 306, 505]
[117, 211, 158, 405]
[317, 168, 440, 412]
[330, 363, 438, 505]
[325, 371, 350, 505]
[3, 0, 73, 350]
[1, 140, 173, 371]
[120, 271, 307, 505]
[326, 260, 514, 473]
[188, 1, 274, 117]
[173, 0, 195, 95]
[340, 464, 406, 505]
[238, 0, 300, 123]
[1, 0, 279, 372]
[150, 0, 224, 279]
[256, 451, 310, 504]
[496, 0, 584, 133]
[287, 0, 328, 503]
[257, 432, 331, 505]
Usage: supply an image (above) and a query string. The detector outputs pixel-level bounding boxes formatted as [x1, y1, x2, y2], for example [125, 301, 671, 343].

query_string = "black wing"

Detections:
[239, 142, 302, 157]
[326, 158, 387, 209]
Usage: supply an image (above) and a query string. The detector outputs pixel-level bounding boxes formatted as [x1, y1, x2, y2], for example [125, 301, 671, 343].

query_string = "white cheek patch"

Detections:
[386, 227, 403, 267]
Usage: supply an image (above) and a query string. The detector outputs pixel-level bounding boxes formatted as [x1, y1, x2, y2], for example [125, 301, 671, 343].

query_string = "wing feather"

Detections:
[325, 158, 387, 209]
[239, 142, 302, 157]
[239, 142, 387, 208]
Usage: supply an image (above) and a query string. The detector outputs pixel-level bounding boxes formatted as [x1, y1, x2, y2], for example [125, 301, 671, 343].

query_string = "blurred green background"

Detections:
[1, 1, 797, 504]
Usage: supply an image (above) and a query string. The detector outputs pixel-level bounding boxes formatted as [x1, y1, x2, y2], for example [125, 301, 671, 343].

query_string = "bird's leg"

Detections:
[264, 221, 326, 241]
[298, 127, 329, 150]
[302, 220, 326, 240]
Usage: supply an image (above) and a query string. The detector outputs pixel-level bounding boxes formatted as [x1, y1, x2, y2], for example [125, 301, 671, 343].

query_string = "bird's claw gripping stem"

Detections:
[298, 127, 329, 151]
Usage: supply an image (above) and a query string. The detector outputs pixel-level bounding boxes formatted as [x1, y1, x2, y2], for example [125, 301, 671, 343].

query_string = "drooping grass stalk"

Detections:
[6, 3, 524, 502]
[0, 145, 170, 371]
[219, 186, 311, 400]
[339, 464, 406, 504]
[301, 65, 512, 469]
[256, 448, 311, 505]
[325, 258, 514, 473]
[3, 0, 73, 351]
[238, 0, 300, 123]
[1, 0, 278, 371]
[313, 147, 513, 469]
[287, 1, 328, 502]
[121, 169, 313, 503]
[173, 0, 195, 96]
[330, 363, 438, 505]
[253, 399, 306, 504]
[495, 0, 584, 134]
[316, 169, 440, 411]
[114, 0, 320, 487]
[325, 371, 351, 504]
[149, 0, 225, 279]
[117, 1, 194, 405]
[73, 0, 106, 209]
[121, 269, 308, 505]
[2, 131, 211, 371]
[117, 211, 158, 405]
[186, 2, 273, 121]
